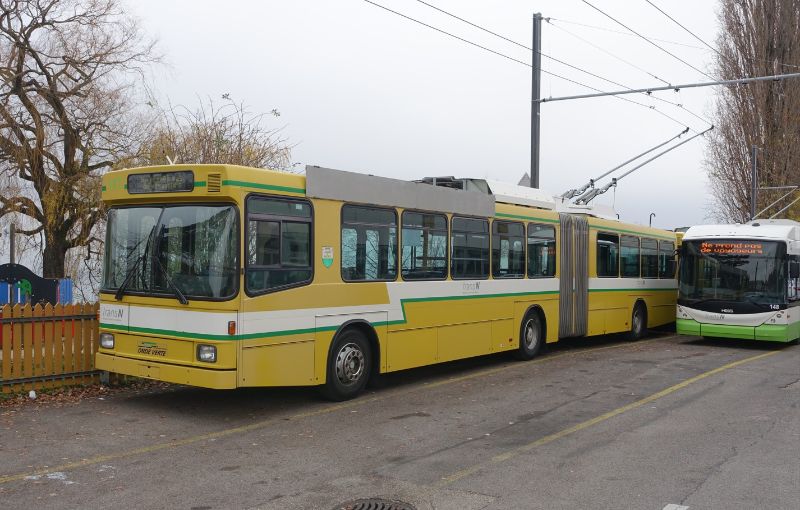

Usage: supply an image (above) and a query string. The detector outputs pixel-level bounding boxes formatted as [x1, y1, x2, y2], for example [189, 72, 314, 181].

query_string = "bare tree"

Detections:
[0, 0, 157, 278]
[137, 96, 294, 170]
[706, 0, 800, 222]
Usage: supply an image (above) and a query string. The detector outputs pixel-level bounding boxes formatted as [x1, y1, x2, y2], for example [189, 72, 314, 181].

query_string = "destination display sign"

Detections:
[127, 171, 194, 194]
[700, 241, 763, 255]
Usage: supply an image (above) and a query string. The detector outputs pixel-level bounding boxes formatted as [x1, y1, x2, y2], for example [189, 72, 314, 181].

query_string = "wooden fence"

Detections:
[0, 303, 101, 394]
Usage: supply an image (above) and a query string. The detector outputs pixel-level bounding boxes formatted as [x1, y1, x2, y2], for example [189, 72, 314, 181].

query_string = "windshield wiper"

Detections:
[152, 251, 189, 305]
[115, 225, 157, 301]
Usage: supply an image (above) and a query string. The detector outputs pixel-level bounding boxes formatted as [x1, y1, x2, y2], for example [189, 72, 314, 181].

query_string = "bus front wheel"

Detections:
[321, 328, 372, 401]
[514, 311, 543, 361]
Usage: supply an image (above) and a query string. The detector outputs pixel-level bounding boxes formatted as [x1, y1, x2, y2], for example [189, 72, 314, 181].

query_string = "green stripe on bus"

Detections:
[100, 290, 559, 342]
[221, 180, 306, 194]
[194, 181, 206, 187]
[590, 225, 675, 241]
[588, 288, 677, 293]
[495, 212, 560, 224]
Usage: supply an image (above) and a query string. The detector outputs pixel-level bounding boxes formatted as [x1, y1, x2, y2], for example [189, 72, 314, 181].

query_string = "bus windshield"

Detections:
[679, 239, 787, 307]
[103, 205, 239, 300]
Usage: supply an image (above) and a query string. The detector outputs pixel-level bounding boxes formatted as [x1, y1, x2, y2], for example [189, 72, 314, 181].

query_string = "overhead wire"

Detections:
[546, 17, 706, 50]
[363, 0, 691, 129]
[543, 18, 712, 127]
[411, 0, 708, 129]
[547, 19, 672, 86]
[414, 0, 646, 92]
[643, 0, 800, 70]
[580, 0, 715, 80]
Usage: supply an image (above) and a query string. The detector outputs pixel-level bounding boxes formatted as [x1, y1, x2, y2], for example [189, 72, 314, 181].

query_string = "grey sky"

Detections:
[131, 0, 723, 230]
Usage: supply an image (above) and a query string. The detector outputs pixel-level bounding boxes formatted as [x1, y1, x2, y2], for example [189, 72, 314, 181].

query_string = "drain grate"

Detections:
[332, 498, 416, 510]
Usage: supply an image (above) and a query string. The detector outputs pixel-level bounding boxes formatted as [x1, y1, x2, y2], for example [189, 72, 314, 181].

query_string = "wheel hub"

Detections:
[335, 343, 365, 386]
[525, 320, 538, 349]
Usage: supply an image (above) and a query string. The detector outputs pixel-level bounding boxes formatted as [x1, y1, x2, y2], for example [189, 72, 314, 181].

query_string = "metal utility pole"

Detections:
[9, 223, 16, 264]
[750, 146, 758, 220]
[530, 12, 542, 188]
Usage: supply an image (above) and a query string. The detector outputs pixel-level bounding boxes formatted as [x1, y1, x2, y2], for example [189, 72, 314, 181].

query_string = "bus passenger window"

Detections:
[492, 221, 525, 278]
[341, 205, 397, 281]
[248, 220, 280, 266]
[451, 217, 489, 279]
[401, 211, 448, 280]
[621, 236, 640, 278]
[597, 233, 619, 277]
[658, 241, 676, 278]
[245, 196, 312, 294]
[641, 238, 658, 278]
[527, 223, 556, 277]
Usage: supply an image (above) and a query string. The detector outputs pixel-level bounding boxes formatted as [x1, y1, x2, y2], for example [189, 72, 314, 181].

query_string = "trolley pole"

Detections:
[530, 12, 542, 188]
[750, 146, 758, 220]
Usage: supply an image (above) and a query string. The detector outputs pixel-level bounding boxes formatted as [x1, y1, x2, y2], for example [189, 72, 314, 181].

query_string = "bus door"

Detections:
[558, 214, 589, 338]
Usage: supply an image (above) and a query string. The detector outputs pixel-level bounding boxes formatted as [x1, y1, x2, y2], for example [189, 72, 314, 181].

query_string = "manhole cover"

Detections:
[331, 498, 416, 510]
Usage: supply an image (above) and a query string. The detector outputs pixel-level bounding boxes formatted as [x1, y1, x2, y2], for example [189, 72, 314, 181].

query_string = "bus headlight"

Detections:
[197, 344, 217, 363]
[100, 333, 115, 349]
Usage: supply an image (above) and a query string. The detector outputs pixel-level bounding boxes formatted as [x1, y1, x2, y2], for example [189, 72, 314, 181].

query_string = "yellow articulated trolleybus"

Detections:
[96, 164, 679, 400]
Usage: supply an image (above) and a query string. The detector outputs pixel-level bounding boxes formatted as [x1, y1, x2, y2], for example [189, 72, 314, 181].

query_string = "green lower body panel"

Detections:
[677, 318, 799, 343]
[755, 322, 800, 342]
[676, 318, 701, 336]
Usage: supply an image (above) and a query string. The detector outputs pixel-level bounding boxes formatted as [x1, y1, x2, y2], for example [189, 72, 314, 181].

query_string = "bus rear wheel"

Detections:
[321, 328, 372, 401]
[626, 302, 647, 341]
[514, 311, 543, 361]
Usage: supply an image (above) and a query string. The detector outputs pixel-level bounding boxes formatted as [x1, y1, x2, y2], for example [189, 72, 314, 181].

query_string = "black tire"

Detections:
[514, 311, 544, 360]
[626, 302, 647, 341]
[321, 328, 372, 401]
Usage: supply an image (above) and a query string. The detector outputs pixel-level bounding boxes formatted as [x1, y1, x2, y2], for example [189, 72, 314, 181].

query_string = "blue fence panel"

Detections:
[0, 282, 26, 305]
[57, 279, 73, 304]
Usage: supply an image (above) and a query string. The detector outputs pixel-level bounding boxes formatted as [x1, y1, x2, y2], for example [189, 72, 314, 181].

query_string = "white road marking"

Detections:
[663, 504, 689, 510]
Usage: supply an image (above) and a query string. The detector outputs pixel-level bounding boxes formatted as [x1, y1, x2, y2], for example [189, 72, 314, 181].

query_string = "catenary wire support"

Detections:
[574, 126, 713, 204]
[536, 73, 800, 103]
[562, 127, 688, 199]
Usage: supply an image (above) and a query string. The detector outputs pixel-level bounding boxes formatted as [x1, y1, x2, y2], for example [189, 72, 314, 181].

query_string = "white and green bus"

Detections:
[677, 220, 800, 342]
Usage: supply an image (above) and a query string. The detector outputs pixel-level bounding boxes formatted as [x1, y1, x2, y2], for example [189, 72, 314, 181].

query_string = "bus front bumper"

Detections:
[95, 352, 237, 389]
[676, 318, 799, 342]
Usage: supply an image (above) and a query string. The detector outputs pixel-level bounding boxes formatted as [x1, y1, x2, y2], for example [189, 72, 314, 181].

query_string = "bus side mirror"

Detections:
[790, 261, 799, 279]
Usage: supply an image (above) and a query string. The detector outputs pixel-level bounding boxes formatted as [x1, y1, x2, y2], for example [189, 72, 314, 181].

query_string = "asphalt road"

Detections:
[0, 332, 798, 510]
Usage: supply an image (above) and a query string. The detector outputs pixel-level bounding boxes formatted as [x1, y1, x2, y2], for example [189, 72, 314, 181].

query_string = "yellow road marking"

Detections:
[0, 336, 669, 485]
[435, 350, 779, 488]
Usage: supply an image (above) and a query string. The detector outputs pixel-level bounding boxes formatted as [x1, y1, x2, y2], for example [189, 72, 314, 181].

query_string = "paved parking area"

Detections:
[0, 333, 798, 510]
